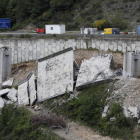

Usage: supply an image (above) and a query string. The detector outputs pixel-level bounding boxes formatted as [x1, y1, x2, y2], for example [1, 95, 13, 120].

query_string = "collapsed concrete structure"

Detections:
[16, 48, 79, 105]
[37, 47, 78, 102]
[76, 54, 114, 89]
[18, 72, 36, 105]
[0, 46, 12, 89]
[123, 51, 140, 77]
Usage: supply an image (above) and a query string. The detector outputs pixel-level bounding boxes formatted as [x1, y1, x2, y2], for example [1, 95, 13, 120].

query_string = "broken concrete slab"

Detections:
[102, 105, 109, 118]
[0, 88, 10, 96]
[28, 72, 36, 105]
[7, 88, 17, 102]
[2, 78, 14, 88]
[18, 81, 29, 105]
[0, 97, 4, 109]
[37, 47, 74, 102]
[76, 54, 114, 89]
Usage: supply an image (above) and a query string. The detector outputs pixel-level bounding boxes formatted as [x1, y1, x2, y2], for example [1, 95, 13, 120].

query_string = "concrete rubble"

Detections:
[7, 88, 17, 102]
[0, 88, 10, 96]
[0, 97, 4, 109]
[37, 47, 76, 102]
[105, 77, 140, 122]
[102, 105, 109, 117]
[76, 54, 114, 89]
[1, 45, 140, 125]
[18, 71, 36, 105]
[2, 78, 14, 88]
[28, 73, 36, 105]
[18, 81, 29, 105]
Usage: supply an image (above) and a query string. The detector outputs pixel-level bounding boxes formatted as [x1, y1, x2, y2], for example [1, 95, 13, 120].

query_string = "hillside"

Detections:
[0, 0, 140, 31]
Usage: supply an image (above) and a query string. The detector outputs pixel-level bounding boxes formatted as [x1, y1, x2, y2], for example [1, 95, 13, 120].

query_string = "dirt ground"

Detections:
[74, 50, 123, 69]
[12, 60, 37, 86]
[53, 121, 114, 140]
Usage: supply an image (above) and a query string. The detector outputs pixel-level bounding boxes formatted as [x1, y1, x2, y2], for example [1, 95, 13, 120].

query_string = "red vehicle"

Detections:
[36, 28, 45, 34]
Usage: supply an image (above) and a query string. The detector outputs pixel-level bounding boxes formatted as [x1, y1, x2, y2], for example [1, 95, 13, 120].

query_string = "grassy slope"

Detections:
[51, 82, 138, 140]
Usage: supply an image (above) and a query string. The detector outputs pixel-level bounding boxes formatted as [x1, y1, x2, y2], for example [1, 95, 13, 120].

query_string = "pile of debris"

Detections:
[0, 78, 17, 109]
[105, 78, 140, 121]
[0, 47, 122, 112]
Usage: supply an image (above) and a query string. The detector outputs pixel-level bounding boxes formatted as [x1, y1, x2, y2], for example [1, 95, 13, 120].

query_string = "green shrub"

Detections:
[19, 34, 32, 38]
[0, 104, 64, 140]
[14, 85, 18, 90]
[111, 14, 128, 30]
[6, 34, 13, 38]
[137, 19, 140, 22]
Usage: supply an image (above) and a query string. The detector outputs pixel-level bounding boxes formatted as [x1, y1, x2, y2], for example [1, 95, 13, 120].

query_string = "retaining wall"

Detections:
[0, 38, 140, 64]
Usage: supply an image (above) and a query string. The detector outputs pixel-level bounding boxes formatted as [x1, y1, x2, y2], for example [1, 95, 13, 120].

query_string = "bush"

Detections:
[137, 19, 140, 22]
[50, 0, 74, 11]
[19, 34, 32, 38]
[93, 20, 112, 30]
[31, 112, 66, 128]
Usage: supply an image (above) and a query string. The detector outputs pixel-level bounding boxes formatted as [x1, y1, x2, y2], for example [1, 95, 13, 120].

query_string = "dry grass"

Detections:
[31, 112, 66, 129]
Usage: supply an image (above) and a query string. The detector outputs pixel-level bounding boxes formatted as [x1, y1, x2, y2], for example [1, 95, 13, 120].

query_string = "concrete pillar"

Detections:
[0, 47, 12, 89]
[0, 49, 3, 89]
[123, 51, 140, 77]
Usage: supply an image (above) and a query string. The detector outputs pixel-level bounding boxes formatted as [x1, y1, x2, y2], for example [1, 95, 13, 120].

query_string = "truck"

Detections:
[104, 28, 120, 34]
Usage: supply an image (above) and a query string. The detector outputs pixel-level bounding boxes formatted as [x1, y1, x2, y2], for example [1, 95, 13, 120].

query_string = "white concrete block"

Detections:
[28, 73, 36, 105]
[118, 45, 122, 51]
[127, 46, 131, 51]
[100, 44, 104, 50]
[76, 54, 113, 88]
[7, 88, 17, 102]
[18, 82, 29, 105]
[0, 88, 10, 96]
[0, 97, 4, 109]
[132, 44, 136, 51]
[2, 78, 13, 88]
[37, 49, 73, 101]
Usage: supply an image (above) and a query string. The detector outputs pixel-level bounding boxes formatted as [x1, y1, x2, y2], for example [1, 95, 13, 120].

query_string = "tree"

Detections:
[50, 0, 74, 11]
[111, 14, 128, 30]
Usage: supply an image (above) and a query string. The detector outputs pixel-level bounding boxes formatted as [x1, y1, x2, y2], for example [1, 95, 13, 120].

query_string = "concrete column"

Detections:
[0, 47, 12, 89]
[0, 48, 3, 89]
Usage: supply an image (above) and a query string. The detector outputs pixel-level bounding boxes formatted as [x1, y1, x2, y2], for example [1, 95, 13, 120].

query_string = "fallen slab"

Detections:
[18, 81, 29, 105]
[102, 105, 109, 117]
[7, 88, 17, 102]
[2, 78, 14, 88]
[0, 97, 4, 109]
[0, 88, 10, 96]
[76, 54, 114, 89]
[37, 47, 74, 102]
[28, 72, 36, 105]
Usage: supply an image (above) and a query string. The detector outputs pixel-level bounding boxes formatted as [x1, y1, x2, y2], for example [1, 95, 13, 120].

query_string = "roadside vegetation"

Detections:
[0, 0, 138, 31]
